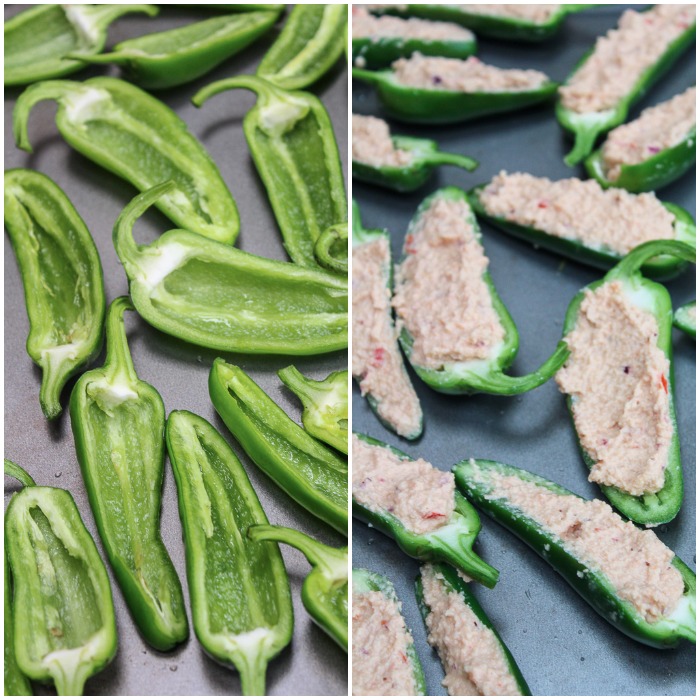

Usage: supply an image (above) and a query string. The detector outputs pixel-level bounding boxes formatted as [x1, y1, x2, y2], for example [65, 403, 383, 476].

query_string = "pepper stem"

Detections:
[64, 51, 133, 65]
[39, 352, 72, 420]
[4, 459, 36, 488]
[73, 3, 159, 31]
[351, 67, 383, 86]
[610, 240, 696, 280]
[104, 297, 138, 382]
[423, 151, 479, 172]
[193, 75, 282, 108]
[563, 123, 603, 166]
[314, 223, 348, 274]
[235, 647, 269, 697]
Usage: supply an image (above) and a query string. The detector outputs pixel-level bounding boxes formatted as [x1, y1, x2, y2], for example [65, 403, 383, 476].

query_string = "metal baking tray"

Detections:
[352, 5, 695, 695]
[4, 4, 348, 695]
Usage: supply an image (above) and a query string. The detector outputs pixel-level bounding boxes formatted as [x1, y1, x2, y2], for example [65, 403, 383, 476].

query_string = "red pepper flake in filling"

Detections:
[405, 234, 417, 254]
[537, 201, 548, 208]
[424, 512, 445, 520]
[371, 347, 386, 367]
[660, 374, 668, 394]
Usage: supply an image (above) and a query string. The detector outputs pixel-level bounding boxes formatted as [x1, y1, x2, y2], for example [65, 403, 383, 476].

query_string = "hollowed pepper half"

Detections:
[113, 182, 347, 356]
[69, 297, 188, 651]
[165, 411, 293, 697]
[249, 525, 348, 651]
[13, 77, 239, 245]
[4, 461, 117, 695]
[4, 169, 105, 419]
[194, 75, 347, 270]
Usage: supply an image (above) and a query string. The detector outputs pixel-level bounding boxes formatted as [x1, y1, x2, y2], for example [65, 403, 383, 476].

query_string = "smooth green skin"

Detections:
[69, 12, 278, 90]
[353, 135, 478, 193]
[314, 222, 348, 274]
[352, 201, 424, 439]
[560, 241, 696, 525]
[113, 182, 348, 355]
[4, 4, 158, 86]
[165, 411, 293, 697]
[249, 525, 348, 651]
[5, 484, 117, 695]
[353, 433, 498, 588]
[69, 298, 188, 651]
[352, 568, 426, 695]
[4, 169, 105, 420]
[257, 4, 347, 90]
[352, 34, 477, 70]
[674, 301, 696, 339]
[468, 185, 697, 281]
[454, 459, 697, 648]
[13, 77, 239, 245]
[585, 126, 696, 193]
[209, 360, 348, 535]
[398, 188, 569, 395]
[353, 67, 558, 125]
[557, 13, 696, 165]
[194, 75, 347, 269]
[278, 366, 348, 454]
[415, 563, 531, 694]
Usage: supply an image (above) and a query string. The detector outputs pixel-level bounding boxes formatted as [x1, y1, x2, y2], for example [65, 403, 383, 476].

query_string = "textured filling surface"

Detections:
[353, 6, 474, 40]
[352, 113, 413, 168]
[458, 4, 561, 22]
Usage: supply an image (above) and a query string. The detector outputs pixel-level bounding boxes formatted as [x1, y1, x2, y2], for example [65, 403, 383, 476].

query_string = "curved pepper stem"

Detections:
[314, 222, 348, 274]
[4, 459, 36, 488]
[64, 51, 134, 65]
[423, 151, 479, 171]
[351, 67, 383, 86]
[610, 240, 696, 280]
[71, 3, 159, 31]
[193, 74, 284, 107]
[103, 296, 138, 383]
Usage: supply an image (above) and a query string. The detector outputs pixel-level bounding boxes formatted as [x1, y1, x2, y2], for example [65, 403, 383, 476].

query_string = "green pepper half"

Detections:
[560, 240, 695, 525]
[397, 187, 569, 395]
[453, 458, 696, 649]
[674, 300, 696, 339]
[249, 525, 348, 651]
[353, 433, 498, 588]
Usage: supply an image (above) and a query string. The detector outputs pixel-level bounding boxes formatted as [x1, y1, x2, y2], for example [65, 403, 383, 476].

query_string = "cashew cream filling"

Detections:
[352, 114, 413, 169]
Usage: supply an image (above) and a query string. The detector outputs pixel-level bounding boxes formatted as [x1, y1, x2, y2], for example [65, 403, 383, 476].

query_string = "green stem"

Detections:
[314, 223, 348, 274]
[64, 51, 133, 65]
[193, 74, 279, 107]
[564, 123, 602, 166]
[80, 3, 159, 29]
[103, 297, 138, 381]
[423, 151, 479, 171]
[39, 353, 71, 420]
[4, 459, 36, 488]
[612, 240, 696, 279]
[235, 647, 268, 697]
[352, 67, 382, 85]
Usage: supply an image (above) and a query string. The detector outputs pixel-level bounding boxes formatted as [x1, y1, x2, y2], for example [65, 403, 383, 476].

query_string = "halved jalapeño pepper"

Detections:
[4, 169, 105, 420]
[558, 241, 695, 526]
[69, 297, 188, 651]
[353, 433, 498, 588]
[210, 360, 348, 535]
[674, 301, 696, 339]
[249, 525, 348, 651]
[113, 183, 347, 356]
[69, 11, 279, 90]
[4, 462, 117, 695]
[454, 459, 696, 648]
[165, 411, 293, 697]
[14, 77, 239, 245]
[395, 188, 568, 395]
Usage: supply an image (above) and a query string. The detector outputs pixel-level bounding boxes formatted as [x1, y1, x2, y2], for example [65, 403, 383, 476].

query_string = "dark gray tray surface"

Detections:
[352, 5, 695, 696]
[5, 4, 347, 696]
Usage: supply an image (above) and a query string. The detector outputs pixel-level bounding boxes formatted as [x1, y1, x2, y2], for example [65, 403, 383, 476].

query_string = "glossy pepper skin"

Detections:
[4, 169, 105, 420]
[674, 300, 696, 339]
[4, 462, 117, 696]
[560, 241, 696, 526]
[353, 133, 478, 193]
[352, 568, 426, 695]
[249, 525, 348, 651]
[556, 13, 696, 166]
[352, 66, 558, 125]
[166, 411, 293, 696]
[113, 183, 348, 355]
[194, 75, 347, 269]
[69, 297, 188, 651]
[257, 4, 348, 90]
[454, 458, 697, 648]
[353, 433, 498, 588]
[13, 77, 239, 245]
[69, 11, 278, 90]
[415, 563, 531, 695]
[467, 184, 696, 281]
[278, 366, 349, 454]
[210, 359, 348, 535]
[315, 222, 348, 274]
[4, 4, 158, 86]
[398, 188, 569, 395]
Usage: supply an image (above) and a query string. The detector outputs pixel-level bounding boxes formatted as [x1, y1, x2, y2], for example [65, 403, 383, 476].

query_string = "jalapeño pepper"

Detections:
[559, 240, 696, 526]
[674, 301, 696, 339]
[249, 525, 348, 651]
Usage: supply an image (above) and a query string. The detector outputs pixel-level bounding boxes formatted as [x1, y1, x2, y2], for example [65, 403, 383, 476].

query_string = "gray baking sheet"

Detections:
[352, 5, 695, 695]
[4, 4, 347, 696]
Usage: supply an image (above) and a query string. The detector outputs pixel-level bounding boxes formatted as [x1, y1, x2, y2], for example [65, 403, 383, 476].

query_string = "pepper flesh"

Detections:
[69, 297, 188, 651]
[559, 240, 695, 525]
[353, 433, 498, 588]
[397, 187, 569, 395]
[210, 359, 348, 535]
[69, 11, 278, 90]
[13, 77, 239, 245]
[257, 4, 348, 90]
[166, 410, 293, 696]
[4, 169, 105, 419]
[194, 75, 347, 269]
[249, 525, 348, 651]
[453, 458, 696, 648]
[674, 300, 696, 339]
[4, 4, 158, 86]
[113, 182, 347, 355]
[278, 366, 349, 454]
